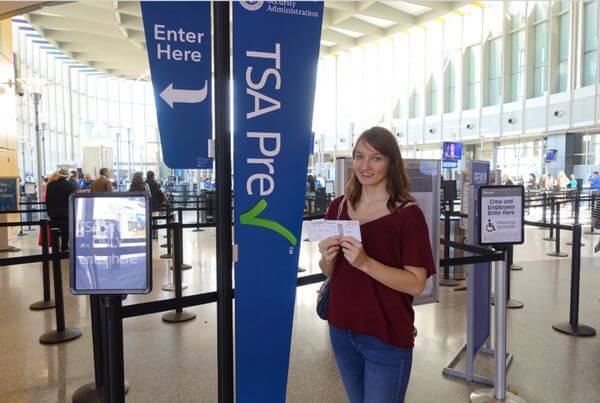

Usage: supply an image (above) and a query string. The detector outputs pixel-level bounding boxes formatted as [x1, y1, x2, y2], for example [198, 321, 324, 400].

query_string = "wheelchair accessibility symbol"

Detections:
[486, 219, 496, 232]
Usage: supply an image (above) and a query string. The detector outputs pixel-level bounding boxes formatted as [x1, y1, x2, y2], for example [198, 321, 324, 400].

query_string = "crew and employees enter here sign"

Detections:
[480, 186, 524, 245]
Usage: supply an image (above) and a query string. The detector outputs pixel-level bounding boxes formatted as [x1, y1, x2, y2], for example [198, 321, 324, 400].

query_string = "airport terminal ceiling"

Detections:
[18, 0, 465, 79]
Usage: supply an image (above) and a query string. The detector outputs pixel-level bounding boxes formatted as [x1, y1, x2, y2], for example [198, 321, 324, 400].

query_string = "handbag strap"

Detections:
[336, 196, 345, 220]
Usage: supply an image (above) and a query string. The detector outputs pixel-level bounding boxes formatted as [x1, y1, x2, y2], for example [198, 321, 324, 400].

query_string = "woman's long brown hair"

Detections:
[346, 126, 414, 211]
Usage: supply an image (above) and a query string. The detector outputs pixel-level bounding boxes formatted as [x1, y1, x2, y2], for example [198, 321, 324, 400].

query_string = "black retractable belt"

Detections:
[39, 228, 82, 344]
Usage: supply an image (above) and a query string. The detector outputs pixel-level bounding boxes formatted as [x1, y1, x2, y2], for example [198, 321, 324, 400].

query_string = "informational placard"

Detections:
[232, 2, 324, 402]
[478, 185, 524, 246]
[0, 177, 18, 212]
[141, 1, 213, 169]
[404, 159, 440, 305]
[69, 193, 152, 295]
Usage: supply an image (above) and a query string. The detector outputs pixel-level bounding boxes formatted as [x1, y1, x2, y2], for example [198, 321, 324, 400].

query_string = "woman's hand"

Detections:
[318, 236, 341, 263]
[340, 237, 371, 271]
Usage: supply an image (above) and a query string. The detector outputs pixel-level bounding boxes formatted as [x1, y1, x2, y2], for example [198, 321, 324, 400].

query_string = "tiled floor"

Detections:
[0, 208, 599, 403]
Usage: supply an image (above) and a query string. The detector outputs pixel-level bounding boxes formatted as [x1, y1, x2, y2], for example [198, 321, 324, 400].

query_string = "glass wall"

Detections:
[12, 22, 161, 180]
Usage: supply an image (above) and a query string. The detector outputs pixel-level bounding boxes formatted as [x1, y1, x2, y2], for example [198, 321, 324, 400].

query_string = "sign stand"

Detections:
[470, 185, 526, 403]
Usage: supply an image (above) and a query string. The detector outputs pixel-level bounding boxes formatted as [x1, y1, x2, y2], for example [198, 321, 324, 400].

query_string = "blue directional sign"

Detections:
[141, 1, 212, 169]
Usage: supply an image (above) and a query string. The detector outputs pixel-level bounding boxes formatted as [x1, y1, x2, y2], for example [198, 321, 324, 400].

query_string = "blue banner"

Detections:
[141, 1, 212, 169]
[469, 161, 490, 353]
[233, 1, 323, 402]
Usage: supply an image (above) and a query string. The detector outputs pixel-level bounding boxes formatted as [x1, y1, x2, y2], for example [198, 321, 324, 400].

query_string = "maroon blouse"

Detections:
[325, 196, 436, 349]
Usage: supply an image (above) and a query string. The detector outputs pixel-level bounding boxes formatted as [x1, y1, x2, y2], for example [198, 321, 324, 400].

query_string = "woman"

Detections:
[318, 127, 435, 403]
[128, 171, 150, 196]
[145, 170, 167, 212]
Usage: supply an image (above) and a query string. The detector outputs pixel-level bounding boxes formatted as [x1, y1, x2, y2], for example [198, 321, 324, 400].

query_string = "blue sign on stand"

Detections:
[141, 1, 212, 169]
[233, 1, 324, 402]
[0, 177, 18, 212]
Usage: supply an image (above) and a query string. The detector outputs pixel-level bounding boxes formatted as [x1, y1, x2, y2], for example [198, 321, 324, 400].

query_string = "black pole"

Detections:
[176, 207, 192, 270]
[574, 192, 580, 224]
[214, 2, 234, 403]
[194, 194, 202, 231]
[39, 228, 82, 344]
[160, 204, 173, 259]
[30, 219, 55, 310]
[548, 202, 567, 257]
[552, 224, 596, 336]
[103, 295, 125, 403]
[542, 193, 547, 223]
[544, 198, 555, 240]
[162, 222, 196, 323]
[440, 211, 458, 287]
[91, 295, 104, 388]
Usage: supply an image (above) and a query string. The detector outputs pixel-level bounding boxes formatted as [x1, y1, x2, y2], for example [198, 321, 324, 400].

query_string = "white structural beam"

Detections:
[322, 28, 356, 46]
[359, 2, 415, 25]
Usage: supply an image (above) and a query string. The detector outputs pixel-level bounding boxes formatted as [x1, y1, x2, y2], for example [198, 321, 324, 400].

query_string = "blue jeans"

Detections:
[329, 325, 413, 403]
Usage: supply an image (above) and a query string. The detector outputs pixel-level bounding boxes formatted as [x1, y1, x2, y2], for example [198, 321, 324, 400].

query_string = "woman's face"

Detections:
[353, 140, 390, 188]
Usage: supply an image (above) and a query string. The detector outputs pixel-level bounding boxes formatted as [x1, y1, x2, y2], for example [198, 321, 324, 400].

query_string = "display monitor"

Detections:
[545, 149, 558, 162]
[442, 142, 462, 161]
[69, 193, 152, 295]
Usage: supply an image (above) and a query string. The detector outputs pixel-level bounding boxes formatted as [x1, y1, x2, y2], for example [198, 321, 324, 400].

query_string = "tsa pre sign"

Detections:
[141, 1, 212, 169]
[233, 1, 323, 402]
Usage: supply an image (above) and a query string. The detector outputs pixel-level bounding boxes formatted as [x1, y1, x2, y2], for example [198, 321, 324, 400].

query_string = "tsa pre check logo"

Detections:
[240, 1, 264, 11]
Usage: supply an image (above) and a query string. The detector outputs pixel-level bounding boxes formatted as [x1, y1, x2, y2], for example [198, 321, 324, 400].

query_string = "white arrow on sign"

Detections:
[160, 81, 208, 108]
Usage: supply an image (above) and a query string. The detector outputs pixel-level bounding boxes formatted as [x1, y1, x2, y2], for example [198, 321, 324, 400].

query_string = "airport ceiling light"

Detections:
[22, 1, 469, 79]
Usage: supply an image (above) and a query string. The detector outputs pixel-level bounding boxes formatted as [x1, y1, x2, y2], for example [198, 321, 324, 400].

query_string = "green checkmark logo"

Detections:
[239, 199, 297, 245]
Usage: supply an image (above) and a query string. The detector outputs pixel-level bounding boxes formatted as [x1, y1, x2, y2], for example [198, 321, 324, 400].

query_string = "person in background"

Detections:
[527, 173, 537, 190]
[568, 174, 578, 190]
[146, 170, 167, 212]
[557, 171, 570, 189]
[501, 174, 514, 186]
[77, 173, 94, 191]
[128, 171, 150, 196]
[69, 170, 78, 188]
[45, 168, 75, 251]
[546, 174, 558, 191]
[90, 168, 113, 193]
[590, 171, 600, 189]
[318, 127, 435, 403]
[539, 173, 547, 190]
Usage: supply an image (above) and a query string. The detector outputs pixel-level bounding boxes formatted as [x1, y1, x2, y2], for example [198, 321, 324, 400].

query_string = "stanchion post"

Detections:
[39, 228, 82, 344]
[440, 211, 459, 287]
[162, 222, 196, 323]
[30, 219, 55, 310]
[160, 204, 173, 259]
[574, 192, 580, 224]
[552, 224, 596, 337]
[471, 250, 526, 403]
[103, 295, 125, 403]
[542, 193, 547, 223]
[548, 202, 568, 257]
[214, 2, 234, 402]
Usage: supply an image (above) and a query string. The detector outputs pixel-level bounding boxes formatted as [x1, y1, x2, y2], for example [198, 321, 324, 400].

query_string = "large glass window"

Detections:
[508, 3, 526, 102]
[465, 45, 480, 110]
[444, 59, 456, 113]
[487, 38, 502, 106]
[582, 1, 598, 86]
[509, 31, 525, 101]
[533, 22, 549, 96]
[557, 2, 570, 92]
[426, 77, 438, 116]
